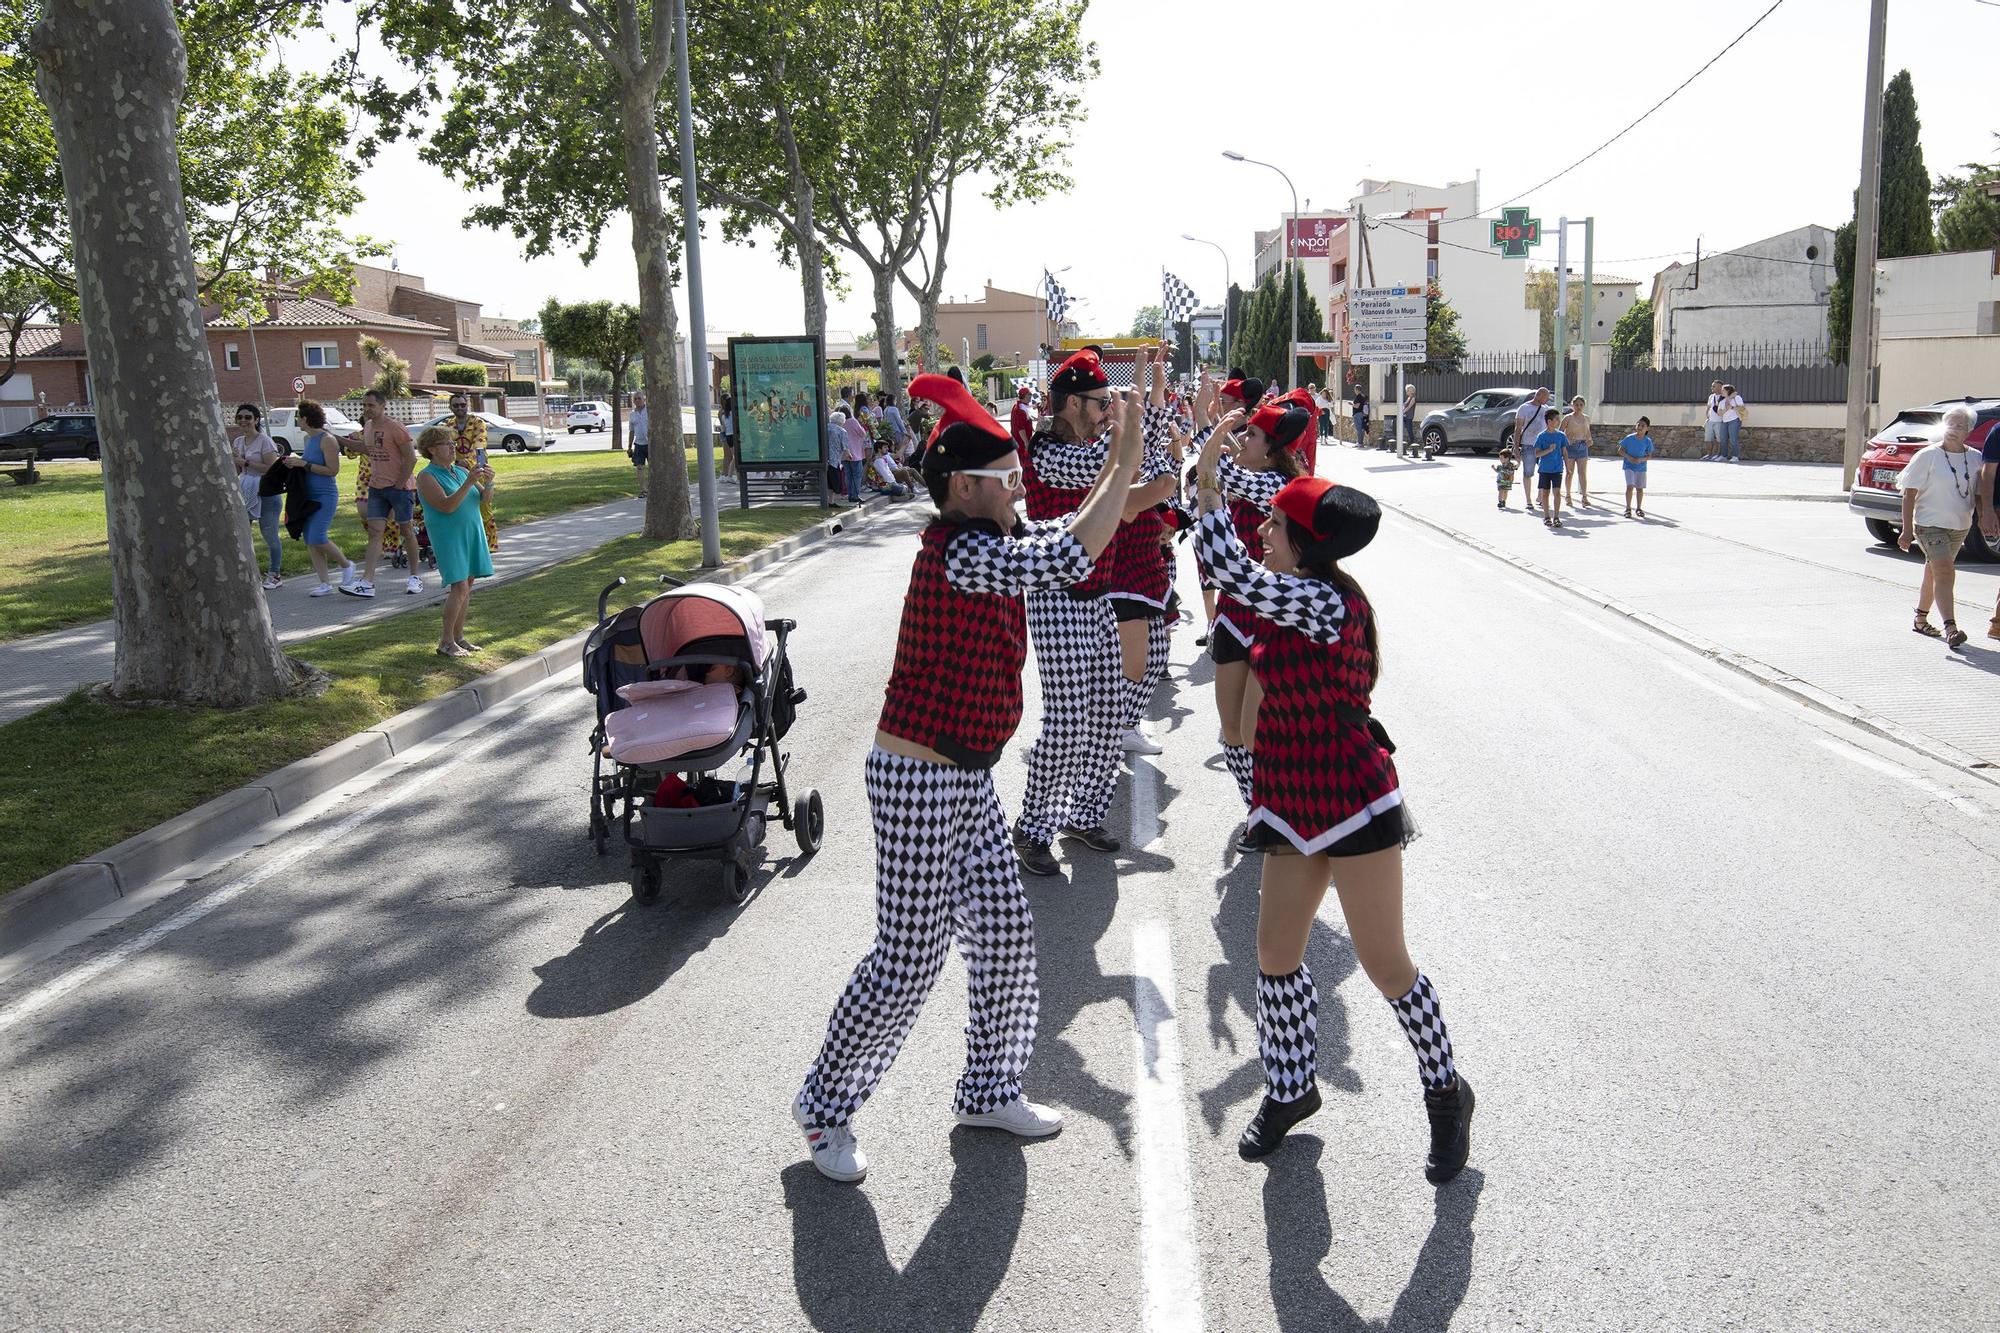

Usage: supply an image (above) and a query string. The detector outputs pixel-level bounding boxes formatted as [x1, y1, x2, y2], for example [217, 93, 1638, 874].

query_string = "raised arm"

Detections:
[1192, 427, 1345, 642]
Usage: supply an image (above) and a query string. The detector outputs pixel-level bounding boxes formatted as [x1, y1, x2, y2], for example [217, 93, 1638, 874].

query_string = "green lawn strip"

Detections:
[0, 505, 821, 897]
[0, 450, 693, 644]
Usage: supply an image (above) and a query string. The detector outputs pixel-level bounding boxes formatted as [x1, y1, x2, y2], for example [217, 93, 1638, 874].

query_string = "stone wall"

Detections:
[1632, 423, 1843, 462]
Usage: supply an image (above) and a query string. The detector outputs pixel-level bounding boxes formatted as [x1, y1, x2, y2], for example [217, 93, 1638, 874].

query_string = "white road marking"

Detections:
[1814, 738, 1984, 817]
[0, 689, 580, 1035]
[1654, 656, 1763, 712]
[1509, 580, 1553, 604]
[1563, 609, 1635, 644]
[1129, 755, 1162, 851]
[1131, 920, 1205, 1333]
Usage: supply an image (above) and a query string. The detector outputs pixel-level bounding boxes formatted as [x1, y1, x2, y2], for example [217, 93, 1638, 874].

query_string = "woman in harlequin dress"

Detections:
[1191, 426, 1476, 1182]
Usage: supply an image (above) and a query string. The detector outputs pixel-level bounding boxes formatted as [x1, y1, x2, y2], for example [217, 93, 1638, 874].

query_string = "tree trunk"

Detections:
[617, 83, 693, 541]
[870, 267, 901, 400]
[31, 0, 293, 707]
[609, 367, 624, 454]
[916, 298, 940, 385]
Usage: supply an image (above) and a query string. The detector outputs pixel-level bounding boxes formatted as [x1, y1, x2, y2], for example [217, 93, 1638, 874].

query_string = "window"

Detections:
[303, 341, 339, 369]
[224, 342, 240, 371]
[976, 323, 988, 352]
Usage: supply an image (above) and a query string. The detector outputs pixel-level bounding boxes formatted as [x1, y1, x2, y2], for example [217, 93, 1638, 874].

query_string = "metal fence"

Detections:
[1407, 350, 1555, 405]
[1604, 342, 1863, 404]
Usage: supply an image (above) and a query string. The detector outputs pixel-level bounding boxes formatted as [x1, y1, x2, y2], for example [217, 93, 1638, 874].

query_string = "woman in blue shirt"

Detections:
[277, 399, 356, 596]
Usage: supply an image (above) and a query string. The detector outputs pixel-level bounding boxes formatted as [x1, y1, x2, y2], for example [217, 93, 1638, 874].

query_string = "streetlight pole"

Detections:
[1842, 0, 1889, 491]
[672, 0, 720, 567]
[1224, 150, 1300, 390]
[1182, 233, 1230, 369]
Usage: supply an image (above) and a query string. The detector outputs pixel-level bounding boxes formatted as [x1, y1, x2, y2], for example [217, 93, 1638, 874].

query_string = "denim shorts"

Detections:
[1623, 466, 1648, 489]
[366, 486, 415, 523]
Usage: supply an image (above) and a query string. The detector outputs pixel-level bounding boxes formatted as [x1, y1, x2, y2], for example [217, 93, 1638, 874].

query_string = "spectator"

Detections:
[880, 392, 909, 453]
[1511, 388, 1552, 486]
[229, 403, 285, 589]
[1532, 406, 1567, 528]
[628, 391, 650, 478]
[414, 425, 495, 658]
[1716, 384, 1746, 462]
[1981, 417, 2000, 640]
[946, 365, 966, 385]
[1494, 444, 1519, 510]
[1312, 384, 1334, 441]
[346, 389, 420, 598]
[1351, 381, 1372, 447]
[719, 395, 737, 478]
[1701, 380, 1725, 460]
[827, 409, 853, 501]
[278, 399, 356, 596]
[1618, 417, 1655, 519]
[1401, 382, 1418, 454]
[447, 392, 498, 554]
[840, 404, 870, 503]
[1010, 386, 1034, 448]
[1560, 395, 1594, 507]
[868, 439, 917, 497]
[1899, 404, 1981, 649]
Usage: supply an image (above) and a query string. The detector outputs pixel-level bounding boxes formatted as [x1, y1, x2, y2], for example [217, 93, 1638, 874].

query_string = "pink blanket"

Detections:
[603, 679, 742, 765]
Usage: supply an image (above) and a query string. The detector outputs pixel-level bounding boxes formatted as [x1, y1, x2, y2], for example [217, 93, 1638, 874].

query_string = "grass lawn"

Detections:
[0, 450, 678, 644]
[0, 505, 822, 897]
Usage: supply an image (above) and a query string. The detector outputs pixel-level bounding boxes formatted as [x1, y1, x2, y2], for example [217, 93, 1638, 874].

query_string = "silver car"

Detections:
[1419, 388, 1538, 456]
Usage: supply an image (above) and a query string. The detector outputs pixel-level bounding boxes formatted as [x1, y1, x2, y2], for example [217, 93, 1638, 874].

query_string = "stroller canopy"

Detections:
[639, 583, 772, 669]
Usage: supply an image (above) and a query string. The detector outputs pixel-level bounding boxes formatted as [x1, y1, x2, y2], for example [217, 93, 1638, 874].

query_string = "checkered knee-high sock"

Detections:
[1256, 966, 1318, 1102]
[1388, 971, 1458, 1092]
[1223, 743, 1253, 810]
[1120, 619, 1172, 733]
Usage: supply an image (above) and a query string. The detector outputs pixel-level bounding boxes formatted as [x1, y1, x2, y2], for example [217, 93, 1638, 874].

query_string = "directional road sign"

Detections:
[1349, 286, 1427, 365]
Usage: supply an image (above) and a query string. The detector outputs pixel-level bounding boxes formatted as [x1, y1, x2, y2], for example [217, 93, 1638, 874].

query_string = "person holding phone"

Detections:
[414, 426, 494, 657]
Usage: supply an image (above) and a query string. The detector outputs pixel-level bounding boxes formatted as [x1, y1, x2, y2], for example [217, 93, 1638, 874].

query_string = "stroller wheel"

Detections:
[721, 856, 754, 905]
[794, 789, 824, 855]
[631, 859, 662, 903]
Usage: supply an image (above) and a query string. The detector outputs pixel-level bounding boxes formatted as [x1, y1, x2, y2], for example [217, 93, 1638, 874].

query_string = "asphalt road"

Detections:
[4, 498, 1998, 1331]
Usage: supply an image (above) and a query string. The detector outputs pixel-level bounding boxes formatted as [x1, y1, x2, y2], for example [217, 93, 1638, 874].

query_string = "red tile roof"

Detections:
[14, 325, 85, 358]
[205, 296, 448, 335]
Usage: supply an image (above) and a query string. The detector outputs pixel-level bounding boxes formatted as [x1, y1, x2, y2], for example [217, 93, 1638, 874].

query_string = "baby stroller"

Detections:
[584, 575, 823, 904]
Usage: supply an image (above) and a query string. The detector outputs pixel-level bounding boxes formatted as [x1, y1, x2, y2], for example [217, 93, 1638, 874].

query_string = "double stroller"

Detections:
[584, 576, 823, 903]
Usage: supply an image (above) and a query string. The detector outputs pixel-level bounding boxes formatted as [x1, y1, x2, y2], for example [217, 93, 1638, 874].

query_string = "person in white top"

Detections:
[1899, 405, 1981, 648]
[1715, 384, 1747, 462]
[1701, 380, 1724, 460]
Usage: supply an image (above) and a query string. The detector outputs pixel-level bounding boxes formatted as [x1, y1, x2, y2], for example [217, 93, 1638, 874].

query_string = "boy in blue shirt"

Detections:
[1619, 416, 1656, 519]
[1533, 407, 1566, 528]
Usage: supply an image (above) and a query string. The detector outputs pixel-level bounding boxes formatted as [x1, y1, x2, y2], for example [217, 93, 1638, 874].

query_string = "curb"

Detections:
[0, 493, 909, 958]
[1378, 497, 2000, 787]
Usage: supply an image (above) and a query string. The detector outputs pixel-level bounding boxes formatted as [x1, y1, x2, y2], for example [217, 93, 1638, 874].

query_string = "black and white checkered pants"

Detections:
[1017, 591, 1123, 844]
[798, 747, 1040, 1127]
[1120, 615, 1172, 733]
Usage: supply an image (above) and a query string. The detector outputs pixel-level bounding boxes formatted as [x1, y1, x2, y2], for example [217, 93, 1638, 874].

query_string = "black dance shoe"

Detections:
[1014, 839, 1061, 877]
[1237, 1086, 1321, 1160]
[1422, 1076, 1475, 1183]
[1232, 821, 1260, 855]
[1060, 824, 1123, 853]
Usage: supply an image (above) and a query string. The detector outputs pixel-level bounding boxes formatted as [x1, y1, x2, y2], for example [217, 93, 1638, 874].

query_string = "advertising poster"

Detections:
[729, 336, 825, 465]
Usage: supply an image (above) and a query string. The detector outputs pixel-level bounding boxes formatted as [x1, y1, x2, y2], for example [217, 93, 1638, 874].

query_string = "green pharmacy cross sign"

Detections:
[1489, 207, 1542, 258]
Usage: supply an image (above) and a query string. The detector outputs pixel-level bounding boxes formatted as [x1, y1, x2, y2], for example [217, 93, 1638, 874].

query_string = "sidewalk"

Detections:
[0, 496, 653, 725]
[1328, 446, 2000, 773]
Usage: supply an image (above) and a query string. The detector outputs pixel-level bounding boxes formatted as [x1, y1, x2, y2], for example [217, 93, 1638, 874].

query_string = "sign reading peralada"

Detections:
[1349, 286, 1427, 365]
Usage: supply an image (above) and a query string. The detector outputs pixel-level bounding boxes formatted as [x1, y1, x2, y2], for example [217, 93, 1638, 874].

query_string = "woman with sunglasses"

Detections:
[794, 375, 1146, 1184]
[228, 403, 285, 587]
[1192, 425, 1475, 1182]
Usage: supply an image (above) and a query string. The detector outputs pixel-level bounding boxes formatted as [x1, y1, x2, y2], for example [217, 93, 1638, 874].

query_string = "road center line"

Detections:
[1654, 656, 1764, 712]
[1129, 755, 1162, 851]
[0, 687, 581, 1035]
[1131, 920, 1205, 1333]
[1813, 738, 1984, 817]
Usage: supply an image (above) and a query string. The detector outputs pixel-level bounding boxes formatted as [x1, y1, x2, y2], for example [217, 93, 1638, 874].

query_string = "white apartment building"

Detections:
[1649, 224, 1836, 356]
[1875, 247, 2000, 338]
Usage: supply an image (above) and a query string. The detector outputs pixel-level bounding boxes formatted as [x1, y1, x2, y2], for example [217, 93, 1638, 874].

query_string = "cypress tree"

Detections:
[1830, 69, 1935, 360]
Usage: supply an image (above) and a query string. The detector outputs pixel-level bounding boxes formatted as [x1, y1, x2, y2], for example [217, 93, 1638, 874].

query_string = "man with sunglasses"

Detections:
[793, 373, 1145, 1183]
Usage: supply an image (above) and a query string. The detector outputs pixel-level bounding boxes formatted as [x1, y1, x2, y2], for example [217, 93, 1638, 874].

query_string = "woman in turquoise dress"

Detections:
[414, 427, 495, 657]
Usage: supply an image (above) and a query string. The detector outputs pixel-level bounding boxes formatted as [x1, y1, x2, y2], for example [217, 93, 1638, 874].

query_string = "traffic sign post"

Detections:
[1350, 286, 1428, 455]
[292, 376, 306, 394]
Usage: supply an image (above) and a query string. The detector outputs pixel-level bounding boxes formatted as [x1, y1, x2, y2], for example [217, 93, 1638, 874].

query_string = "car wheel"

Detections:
[85, 442, 101, 462]
[1422, 426, 1447, 454]
[1865, 518, 1901, 548]
[503, 434, 526, 452]
[1962, 524, 1998, 563]
[567, 426, 578, 434]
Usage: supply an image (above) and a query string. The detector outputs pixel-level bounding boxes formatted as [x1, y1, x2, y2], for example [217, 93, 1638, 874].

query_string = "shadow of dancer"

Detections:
[784, 1131, 1030, 1333]
[1198, 859, 1363, 1137]
[1264, 1142, 1485, 1332]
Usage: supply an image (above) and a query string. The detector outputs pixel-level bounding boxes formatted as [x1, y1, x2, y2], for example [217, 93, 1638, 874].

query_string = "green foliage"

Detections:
[1, 1, 380, 323]
[359, 337, 411, 399]
[971, 353, 997, 375]
[1608, 297, 1652, 370]
[1423, 282, 1470, 373]
[1524, 270, 1586, 362]
[435, 362, 488, 387]
[1223, 283, 1244, 365]
[500, 379, 536, 397]
[1933, 148, 2000, 254]
[1831, 69, 1936, 360]
[1225, 266, 1322, 387]
[539, 299, 642, 386]
[0, 263, 60, 389]
[1130, 304, 1163, 339]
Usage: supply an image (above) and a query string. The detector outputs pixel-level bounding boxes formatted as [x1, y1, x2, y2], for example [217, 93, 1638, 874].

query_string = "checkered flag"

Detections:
[1162, 269, 1198, 327]
[1043, 271, 1070, 328]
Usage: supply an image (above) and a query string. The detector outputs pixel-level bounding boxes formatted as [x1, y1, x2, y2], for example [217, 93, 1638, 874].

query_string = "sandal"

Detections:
[1913, 612, 1943, 639]
[1624, 507, 1633, 518]
[435, 645, 471, 658]
[1944, 620, 1968, 649]
[1988, 616, 2000, 641]
[1636, 508, 1646, 519]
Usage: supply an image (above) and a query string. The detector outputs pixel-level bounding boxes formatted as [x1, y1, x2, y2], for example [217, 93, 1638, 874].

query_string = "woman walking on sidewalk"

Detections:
[415, 426, 494, 657]
[1191, 430, 1475, 1182]
[1900, 404, 1981, 650]
[279, 400, 356, 597]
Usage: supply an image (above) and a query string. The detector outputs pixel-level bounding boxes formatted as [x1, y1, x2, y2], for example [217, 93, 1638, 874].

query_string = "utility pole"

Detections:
[1579, 217, 1595, 407]
[1554, 216, 1569, 405]
[671, 0, 719, 566]
[1842, 0, 1889, 491]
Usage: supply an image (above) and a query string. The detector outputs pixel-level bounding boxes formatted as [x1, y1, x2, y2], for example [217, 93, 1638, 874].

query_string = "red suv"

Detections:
[1848, 396, 2000, 561]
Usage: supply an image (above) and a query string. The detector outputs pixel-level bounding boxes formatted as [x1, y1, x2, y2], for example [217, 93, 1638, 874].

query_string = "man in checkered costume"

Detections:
[794, 373, 1147, 1184]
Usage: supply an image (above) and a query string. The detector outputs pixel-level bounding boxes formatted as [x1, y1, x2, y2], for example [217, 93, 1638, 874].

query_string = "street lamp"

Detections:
[1182, 233, 1230, 370]
[1223, 149, 1300, 389]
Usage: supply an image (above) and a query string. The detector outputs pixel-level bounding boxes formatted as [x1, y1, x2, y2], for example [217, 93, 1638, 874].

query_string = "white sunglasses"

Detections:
[958, 465, 1023, 489]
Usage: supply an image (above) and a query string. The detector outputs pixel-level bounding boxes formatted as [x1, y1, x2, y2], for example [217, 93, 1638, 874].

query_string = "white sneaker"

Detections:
[340, 580, 375, 598]
[406, 575, 423, 594]
[339, 562, 357, 586]
[1121, 725, 1164, 755]
[261, 572, 282, 590]
[956, 1098, 1063, 1138]
[309, 583, 336, 597]
[794, 1095, 867, 1182]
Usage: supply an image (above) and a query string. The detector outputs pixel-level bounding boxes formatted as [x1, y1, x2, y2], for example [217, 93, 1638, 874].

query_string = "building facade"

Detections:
[931, 282, 1046, 367]
[1875, 247, 2000, 339]
[1649, 224, 1835, 357]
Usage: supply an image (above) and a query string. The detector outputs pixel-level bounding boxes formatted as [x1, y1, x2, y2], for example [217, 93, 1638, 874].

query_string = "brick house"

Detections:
[2, 325, 93, 408]
[207, 295, 449, 406]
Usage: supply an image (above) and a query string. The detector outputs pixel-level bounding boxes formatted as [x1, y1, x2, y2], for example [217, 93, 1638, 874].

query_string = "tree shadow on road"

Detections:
[1264, 1144, 1484, 1332]
[783, 1130, 1029, 1333]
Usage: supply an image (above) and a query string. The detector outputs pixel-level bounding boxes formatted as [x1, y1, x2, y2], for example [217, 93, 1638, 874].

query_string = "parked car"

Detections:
[1847, 396, 2000, 561]
[406, 411, 547, 453]
[1418, 388, 1538, 455]
[0, 412, 99, 461]
[266, 404, 363, 453]
[567, 400, 611, 433]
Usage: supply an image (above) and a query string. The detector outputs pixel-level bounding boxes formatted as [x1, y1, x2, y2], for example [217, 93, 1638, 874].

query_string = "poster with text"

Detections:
[730, 336, 825, 465]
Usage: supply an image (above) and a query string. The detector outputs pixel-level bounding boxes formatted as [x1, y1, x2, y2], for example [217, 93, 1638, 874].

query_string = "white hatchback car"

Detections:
[266, 403, 363, 452]
[407, 411, 548, 453]
[567, 400, 611, 433]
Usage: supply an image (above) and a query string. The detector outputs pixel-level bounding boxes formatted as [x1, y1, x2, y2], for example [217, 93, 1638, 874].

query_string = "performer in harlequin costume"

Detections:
[794, 374, 1147, 1184]
[1191, 429, 1476, 1180]
[1186, 375, 1261, 641]
[1011, 345, 1169, 877]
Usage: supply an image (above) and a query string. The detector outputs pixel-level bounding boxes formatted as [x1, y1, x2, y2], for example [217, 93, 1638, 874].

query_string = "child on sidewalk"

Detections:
[1494, 445, 1519, 509]
[1619, 417, 1655, 518]
[1532, 408, 1566, 528]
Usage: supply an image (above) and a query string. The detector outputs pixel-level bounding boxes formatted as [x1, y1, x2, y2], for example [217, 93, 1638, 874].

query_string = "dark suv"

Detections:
[0, 413, 100, 461]
[1418, 389, 1537, 456]
[1847, 396, 1999, 561]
